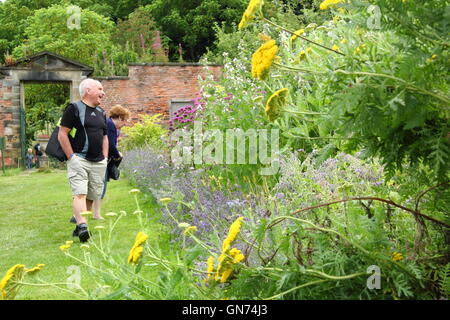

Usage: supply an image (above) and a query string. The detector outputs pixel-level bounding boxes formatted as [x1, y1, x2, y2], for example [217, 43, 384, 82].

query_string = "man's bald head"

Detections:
[79, 78, 105, 107]
[79, 79, 102, 98]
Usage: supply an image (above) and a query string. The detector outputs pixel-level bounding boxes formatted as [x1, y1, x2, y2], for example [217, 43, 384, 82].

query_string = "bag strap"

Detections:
[73, 101, 89, 155]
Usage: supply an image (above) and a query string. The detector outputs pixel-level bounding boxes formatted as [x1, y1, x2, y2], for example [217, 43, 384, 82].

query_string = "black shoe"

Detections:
[72, 223, 90, 243]
[69, 216, 77, 224]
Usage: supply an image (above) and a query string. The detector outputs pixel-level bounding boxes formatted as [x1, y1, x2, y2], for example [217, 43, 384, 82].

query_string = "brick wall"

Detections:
[0, 63, 222, 167]
[97, 63, 222, 121]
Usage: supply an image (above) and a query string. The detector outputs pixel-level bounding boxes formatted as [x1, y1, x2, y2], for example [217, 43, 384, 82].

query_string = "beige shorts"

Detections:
[67, 155, 107, 200]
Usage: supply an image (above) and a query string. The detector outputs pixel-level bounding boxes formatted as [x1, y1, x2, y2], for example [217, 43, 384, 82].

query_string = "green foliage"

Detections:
[228, 0, 450, 181]
[12, 4, 115, 68]
[120, 114, 168, 151]
[113, 5, 161, 61]
[143, 0, 246, 61]
[24, 83, 70, 144]
[0, 0, 61, 63]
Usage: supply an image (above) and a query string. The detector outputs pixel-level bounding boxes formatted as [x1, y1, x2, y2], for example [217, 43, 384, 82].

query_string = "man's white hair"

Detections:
[79, 78, 102, 98]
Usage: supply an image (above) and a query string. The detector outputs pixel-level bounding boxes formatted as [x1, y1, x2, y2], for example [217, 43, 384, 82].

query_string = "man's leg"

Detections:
[86, 158, 107, 220]
[86, 199, 93, 212]
[73, 194, 88, 225]
[92, 199, 103, 219]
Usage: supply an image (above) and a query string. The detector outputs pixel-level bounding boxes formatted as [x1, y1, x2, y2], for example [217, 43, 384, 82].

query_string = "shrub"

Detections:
[120, 114, 167, 151]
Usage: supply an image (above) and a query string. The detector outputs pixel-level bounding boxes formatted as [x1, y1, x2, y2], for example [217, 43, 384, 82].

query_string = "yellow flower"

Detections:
[215, 253, 228, 281]
[265, 88, 289, 122]
[0, 264, 26, 300]
[230, 248, 245, 264]
[340, 39, 348, 44]
[127, 232, 148, 264]
[129, 189, 141, 195]
[426, 54, 438, 63]
[291, 29, 305, 41]
[320, 0, 344, 10]
[251, 39, 278, 80]
[220, 268, 234, 283]
[159, 197, 172, 205]
[184, 226, 198, 236]
[258, 33, 272, 42]
[238, 0, 264, 30]
[128, 246, 144, 264]
[222, 217, 245, 252]
[332, 44, 339, 51]
[59, 240, 73, 252]
[206, 256, 215, 281]
[392, 252, 403, 262]
[25, 264, 45, 275]
[178, 222, 191, 229]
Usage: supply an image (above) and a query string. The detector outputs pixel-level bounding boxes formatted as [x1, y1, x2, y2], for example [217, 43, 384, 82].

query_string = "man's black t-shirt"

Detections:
[60, 101, 107, 162]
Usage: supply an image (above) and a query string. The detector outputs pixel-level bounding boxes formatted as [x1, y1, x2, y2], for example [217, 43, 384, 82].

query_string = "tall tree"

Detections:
[143, 0, 246, 61]
[12, 4, 115, 67]
[0, 0, 61, 63]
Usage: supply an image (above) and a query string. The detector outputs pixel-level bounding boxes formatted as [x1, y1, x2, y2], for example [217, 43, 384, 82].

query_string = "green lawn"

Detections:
[0, 169, 166, 300]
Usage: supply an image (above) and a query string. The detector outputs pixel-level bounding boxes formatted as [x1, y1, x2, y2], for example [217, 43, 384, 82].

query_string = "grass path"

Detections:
[0, 169, 165, 300]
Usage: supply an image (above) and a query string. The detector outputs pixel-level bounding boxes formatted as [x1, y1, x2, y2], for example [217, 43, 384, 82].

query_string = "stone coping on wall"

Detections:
[128, 62, 223, 67]
[94, 76, 130, 81]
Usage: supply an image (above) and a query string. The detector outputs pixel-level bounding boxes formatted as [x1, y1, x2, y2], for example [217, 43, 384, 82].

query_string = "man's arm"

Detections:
[58, 126, 75, 160]
[103, 135, 109, 160]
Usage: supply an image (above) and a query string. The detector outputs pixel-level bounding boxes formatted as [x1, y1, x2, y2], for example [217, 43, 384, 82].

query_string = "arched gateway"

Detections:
[0, 51, 93, 167]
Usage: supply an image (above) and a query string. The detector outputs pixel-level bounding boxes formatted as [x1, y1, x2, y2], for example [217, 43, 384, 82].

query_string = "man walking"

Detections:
[58, 78, 108, 242]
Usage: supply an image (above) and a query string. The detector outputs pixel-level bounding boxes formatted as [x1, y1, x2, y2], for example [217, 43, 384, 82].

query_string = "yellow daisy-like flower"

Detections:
[332, 44, 339, 51]
[0, 264, 26, 300]
[392, 252, 403, 262]
[291, 29, 305, 41]
[265, 88, 289, 122]
[238, 0, 264, 30]
[320, 0, 344, 10]
[222, 217, 245, 252]
[127, 232, 148, 264]
[251, 39, 278, 80]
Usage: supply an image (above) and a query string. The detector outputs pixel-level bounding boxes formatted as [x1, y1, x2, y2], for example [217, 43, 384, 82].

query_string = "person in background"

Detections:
[33, 143, 43, 168]
[90, 105, 130, 219]
[26, 148, 34, 169]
